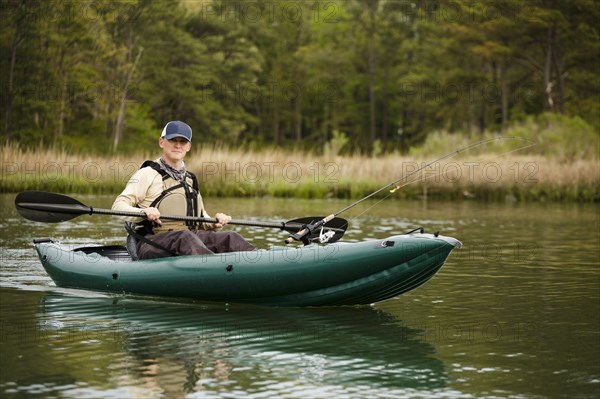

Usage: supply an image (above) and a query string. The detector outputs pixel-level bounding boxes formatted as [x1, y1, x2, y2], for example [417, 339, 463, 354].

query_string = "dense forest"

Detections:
[1, 0, 598, 154]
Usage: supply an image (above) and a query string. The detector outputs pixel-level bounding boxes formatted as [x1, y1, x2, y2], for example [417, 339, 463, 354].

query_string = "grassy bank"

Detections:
[1, 142, 598, 202]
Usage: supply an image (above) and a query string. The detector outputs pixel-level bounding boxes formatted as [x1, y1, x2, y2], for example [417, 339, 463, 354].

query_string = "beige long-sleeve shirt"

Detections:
[112, 161, 218, 231]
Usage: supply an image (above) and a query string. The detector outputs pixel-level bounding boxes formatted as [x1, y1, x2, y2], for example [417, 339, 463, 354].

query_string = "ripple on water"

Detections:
[1, 196, 599, 399]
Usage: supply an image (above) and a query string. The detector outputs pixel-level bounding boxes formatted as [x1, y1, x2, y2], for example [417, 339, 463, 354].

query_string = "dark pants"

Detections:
[137, 230, 256, 259]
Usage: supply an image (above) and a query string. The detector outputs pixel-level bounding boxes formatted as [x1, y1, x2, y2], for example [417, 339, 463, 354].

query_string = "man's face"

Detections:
[159, 137, 191, 163]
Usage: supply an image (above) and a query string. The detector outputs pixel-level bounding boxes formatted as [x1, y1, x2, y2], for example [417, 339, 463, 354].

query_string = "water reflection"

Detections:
[1, 288, 447, 397]
[37, 291, 446, 396]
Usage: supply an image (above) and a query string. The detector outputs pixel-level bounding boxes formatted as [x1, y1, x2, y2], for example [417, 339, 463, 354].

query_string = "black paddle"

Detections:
[15, 191, 348, 244]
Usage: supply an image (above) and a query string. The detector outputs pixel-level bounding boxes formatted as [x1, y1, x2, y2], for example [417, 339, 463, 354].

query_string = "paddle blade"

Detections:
[286, 217, 348, 244]
[15, 191, 91, 223]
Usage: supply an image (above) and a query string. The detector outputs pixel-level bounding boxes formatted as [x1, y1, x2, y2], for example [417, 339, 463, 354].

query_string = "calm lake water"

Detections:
[1, 193, 599, 398]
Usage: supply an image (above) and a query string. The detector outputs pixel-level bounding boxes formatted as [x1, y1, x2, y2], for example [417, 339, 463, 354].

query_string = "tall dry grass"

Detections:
[1, 143, 598, 201]
[0, 144, 149, 193]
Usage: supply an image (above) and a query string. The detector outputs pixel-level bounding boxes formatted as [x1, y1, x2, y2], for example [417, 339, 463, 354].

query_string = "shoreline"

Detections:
[1, 145, 598, 202]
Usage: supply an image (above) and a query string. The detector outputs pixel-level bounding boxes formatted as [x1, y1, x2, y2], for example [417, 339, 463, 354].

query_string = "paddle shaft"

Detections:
[95, 207, 293, 229]
[15, 199, 345, 233]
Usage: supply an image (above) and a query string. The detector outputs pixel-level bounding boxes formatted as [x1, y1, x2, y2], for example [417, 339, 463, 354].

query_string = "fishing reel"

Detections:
[285, 217, 348, 245]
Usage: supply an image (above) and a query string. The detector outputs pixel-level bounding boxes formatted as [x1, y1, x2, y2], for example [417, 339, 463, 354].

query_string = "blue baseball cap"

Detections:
[160, 121, 192, 141]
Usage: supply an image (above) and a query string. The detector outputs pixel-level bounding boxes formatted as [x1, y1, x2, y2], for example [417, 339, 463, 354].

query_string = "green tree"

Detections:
[2, 0, 597, 152]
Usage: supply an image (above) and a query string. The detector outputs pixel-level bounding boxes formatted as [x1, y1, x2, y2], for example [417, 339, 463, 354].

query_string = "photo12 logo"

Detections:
[398, 161, 539, 185]
[200, 161, 339, 184]
[198, 2, 340, 23]
[0, 2, 144, 24]
[1, 161, 139, 184]
[394, 1, 535, 23]
[398, 81, 538, 105]
[200, 81, 340, 105]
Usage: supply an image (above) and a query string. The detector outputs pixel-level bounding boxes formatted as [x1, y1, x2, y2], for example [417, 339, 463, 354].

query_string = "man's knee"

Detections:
[222, 231, 256, 252]
[177, 230, 199, 240]
[173, 230, 213, 255]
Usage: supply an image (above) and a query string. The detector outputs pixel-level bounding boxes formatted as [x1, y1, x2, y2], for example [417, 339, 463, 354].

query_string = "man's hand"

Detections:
[214, 212, 232, 229]
[143, 207, 161, 225]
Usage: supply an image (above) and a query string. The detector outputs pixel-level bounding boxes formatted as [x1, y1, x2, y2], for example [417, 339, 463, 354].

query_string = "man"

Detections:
[112, 120, 256, 259]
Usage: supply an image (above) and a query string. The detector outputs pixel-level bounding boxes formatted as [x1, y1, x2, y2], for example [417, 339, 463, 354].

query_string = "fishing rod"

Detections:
[345, 138, 538, 221]
[285, 136, 534, 244]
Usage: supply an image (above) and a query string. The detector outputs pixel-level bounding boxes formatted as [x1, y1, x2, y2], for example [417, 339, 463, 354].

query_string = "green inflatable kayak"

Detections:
[33, 232, 461, 307]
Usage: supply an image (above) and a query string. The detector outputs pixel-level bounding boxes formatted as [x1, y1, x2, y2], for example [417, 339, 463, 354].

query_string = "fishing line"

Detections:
[344, 138, 537, 223]
[344, 137, 537, 221]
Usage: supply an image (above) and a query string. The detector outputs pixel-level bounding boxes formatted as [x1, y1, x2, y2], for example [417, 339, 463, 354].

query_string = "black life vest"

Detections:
[138, 160, 201, 233]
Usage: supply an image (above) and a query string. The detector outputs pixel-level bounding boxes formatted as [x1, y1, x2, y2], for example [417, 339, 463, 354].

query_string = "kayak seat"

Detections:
[74, 245, 133, 262]
[123, 222, 178, 260]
